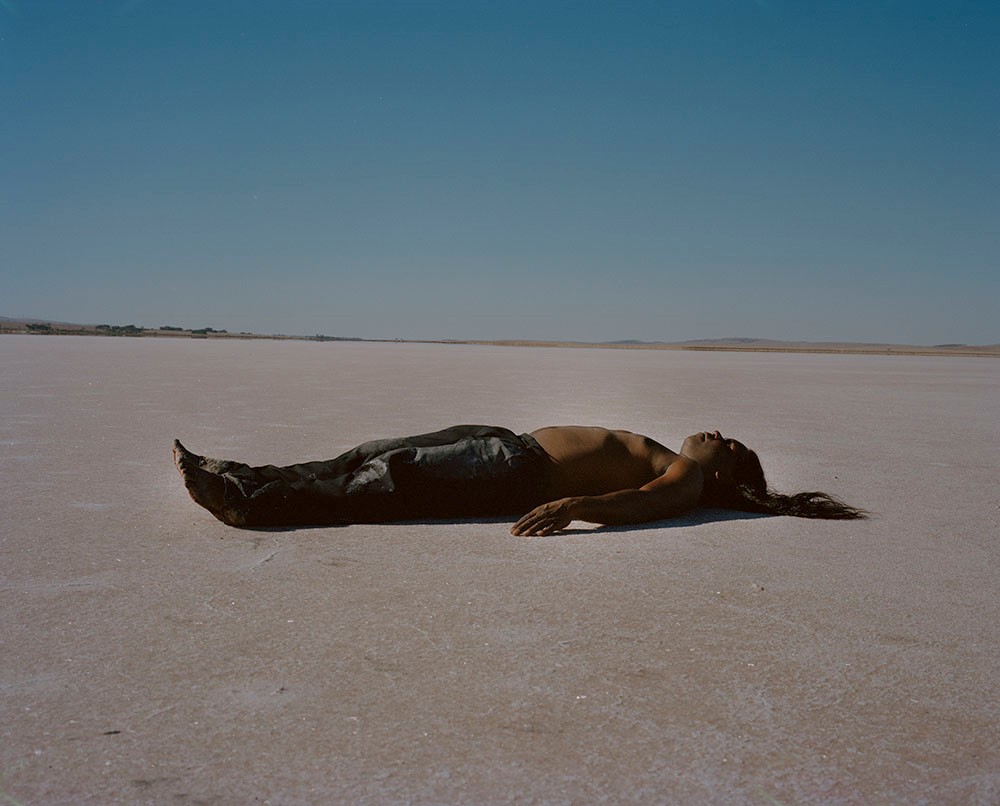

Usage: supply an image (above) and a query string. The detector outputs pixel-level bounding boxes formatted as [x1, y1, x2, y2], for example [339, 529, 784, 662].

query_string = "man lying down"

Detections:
[173, 424, 865, 536]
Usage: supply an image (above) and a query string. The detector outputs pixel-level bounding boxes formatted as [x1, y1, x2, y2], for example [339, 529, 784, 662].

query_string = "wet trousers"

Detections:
[217, 425, 551, 527]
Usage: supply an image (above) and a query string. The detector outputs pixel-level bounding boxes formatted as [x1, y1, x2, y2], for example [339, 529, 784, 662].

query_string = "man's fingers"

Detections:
[511, 514, 551, 536]
[513, 508, 543, 527]
[511, 515, 538, 534]
[511, 515, 560, 537]
[512, 519, 547, 536]
[512, 508, 549, 532]
[512, 501, 572, 537]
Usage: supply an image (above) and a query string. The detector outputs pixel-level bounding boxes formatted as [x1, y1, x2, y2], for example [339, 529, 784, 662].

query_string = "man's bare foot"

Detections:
[168, 439, 242, 475]
[173, 440, 238, 525]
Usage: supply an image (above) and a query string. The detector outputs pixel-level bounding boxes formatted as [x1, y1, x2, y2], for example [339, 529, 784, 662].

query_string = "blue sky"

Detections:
[2, 1, 997, 343]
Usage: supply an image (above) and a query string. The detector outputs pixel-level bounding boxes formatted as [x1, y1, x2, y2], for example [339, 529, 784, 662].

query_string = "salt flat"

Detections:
[1, 335, 998, 804]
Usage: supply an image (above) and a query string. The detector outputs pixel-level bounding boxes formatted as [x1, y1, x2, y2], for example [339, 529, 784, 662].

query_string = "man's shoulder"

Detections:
[662, 453, 701, 477]
[641, 454, 705, 508]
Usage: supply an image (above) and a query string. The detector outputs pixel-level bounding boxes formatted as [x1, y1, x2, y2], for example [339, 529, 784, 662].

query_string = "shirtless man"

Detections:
[174, 424, 863, 534]
[513, 426, 729, 535]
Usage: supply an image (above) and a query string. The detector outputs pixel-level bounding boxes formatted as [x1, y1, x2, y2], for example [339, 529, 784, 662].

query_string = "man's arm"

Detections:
[510, 457, 704, 537]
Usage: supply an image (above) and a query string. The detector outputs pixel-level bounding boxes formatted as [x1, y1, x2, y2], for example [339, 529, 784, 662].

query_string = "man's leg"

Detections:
[229, 429, 546, 527]
[195, 425, 510, 490]
[174, 426, 538, 527]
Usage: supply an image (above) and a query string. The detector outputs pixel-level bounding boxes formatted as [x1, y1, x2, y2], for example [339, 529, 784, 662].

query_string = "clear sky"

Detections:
[2, 1, 997, 343]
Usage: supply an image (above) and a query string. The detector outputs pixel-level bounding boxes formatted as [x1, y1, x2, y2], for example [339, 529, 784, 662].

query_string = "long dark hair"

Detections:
[702, 448, 868, 520]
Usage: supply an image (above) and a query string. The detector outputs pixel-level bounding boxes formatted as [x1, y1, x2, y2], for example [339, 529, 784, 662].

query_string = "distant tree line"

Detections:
[16, 321, 359, 342]
[96, 324, 144, 335]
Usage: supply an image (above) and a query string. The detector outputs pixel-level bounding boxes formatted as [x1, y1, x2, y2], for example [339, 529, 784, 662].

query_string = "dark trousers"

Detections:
[219, 425, 550, 527]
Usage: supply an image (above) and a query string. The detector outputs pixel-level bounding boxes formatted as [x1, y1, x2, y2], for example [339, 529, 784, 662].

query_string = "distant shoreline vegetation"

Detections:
[1, 318, 997, 357]
[2, 318, 364, 343]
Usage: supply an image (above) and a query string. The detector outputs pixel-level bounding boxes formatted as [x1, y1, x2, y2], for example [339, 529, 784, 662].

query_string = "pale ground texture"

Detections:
[2, 336, 998, 805]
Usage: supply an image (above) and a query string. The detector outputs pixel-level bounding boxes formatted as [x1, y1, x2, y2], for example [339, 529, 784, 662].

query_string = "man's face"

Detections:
[681, 431, 747, 479]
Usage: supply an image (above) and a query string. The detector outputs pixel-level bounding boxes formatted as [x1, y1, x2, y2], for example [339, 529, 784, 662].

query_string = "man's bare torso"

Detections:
[530, 426, 681, 498]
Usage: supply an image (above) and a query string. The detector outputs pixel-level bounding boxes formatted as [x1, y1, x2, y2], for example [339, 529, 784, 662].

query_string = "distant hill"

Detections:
[2, 316, 996, 354]
[602, 336, 998, 350]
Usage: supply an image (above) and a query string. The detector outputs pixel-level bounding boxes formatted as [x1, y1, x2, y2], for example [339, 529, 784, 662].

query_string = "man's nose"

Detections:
[712, 430, 722, 440]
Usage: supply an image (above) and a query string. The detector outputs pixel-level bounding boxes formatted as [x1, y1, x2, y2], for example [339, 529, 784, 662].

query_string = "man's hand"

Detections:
[510, 499, 577, 537]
